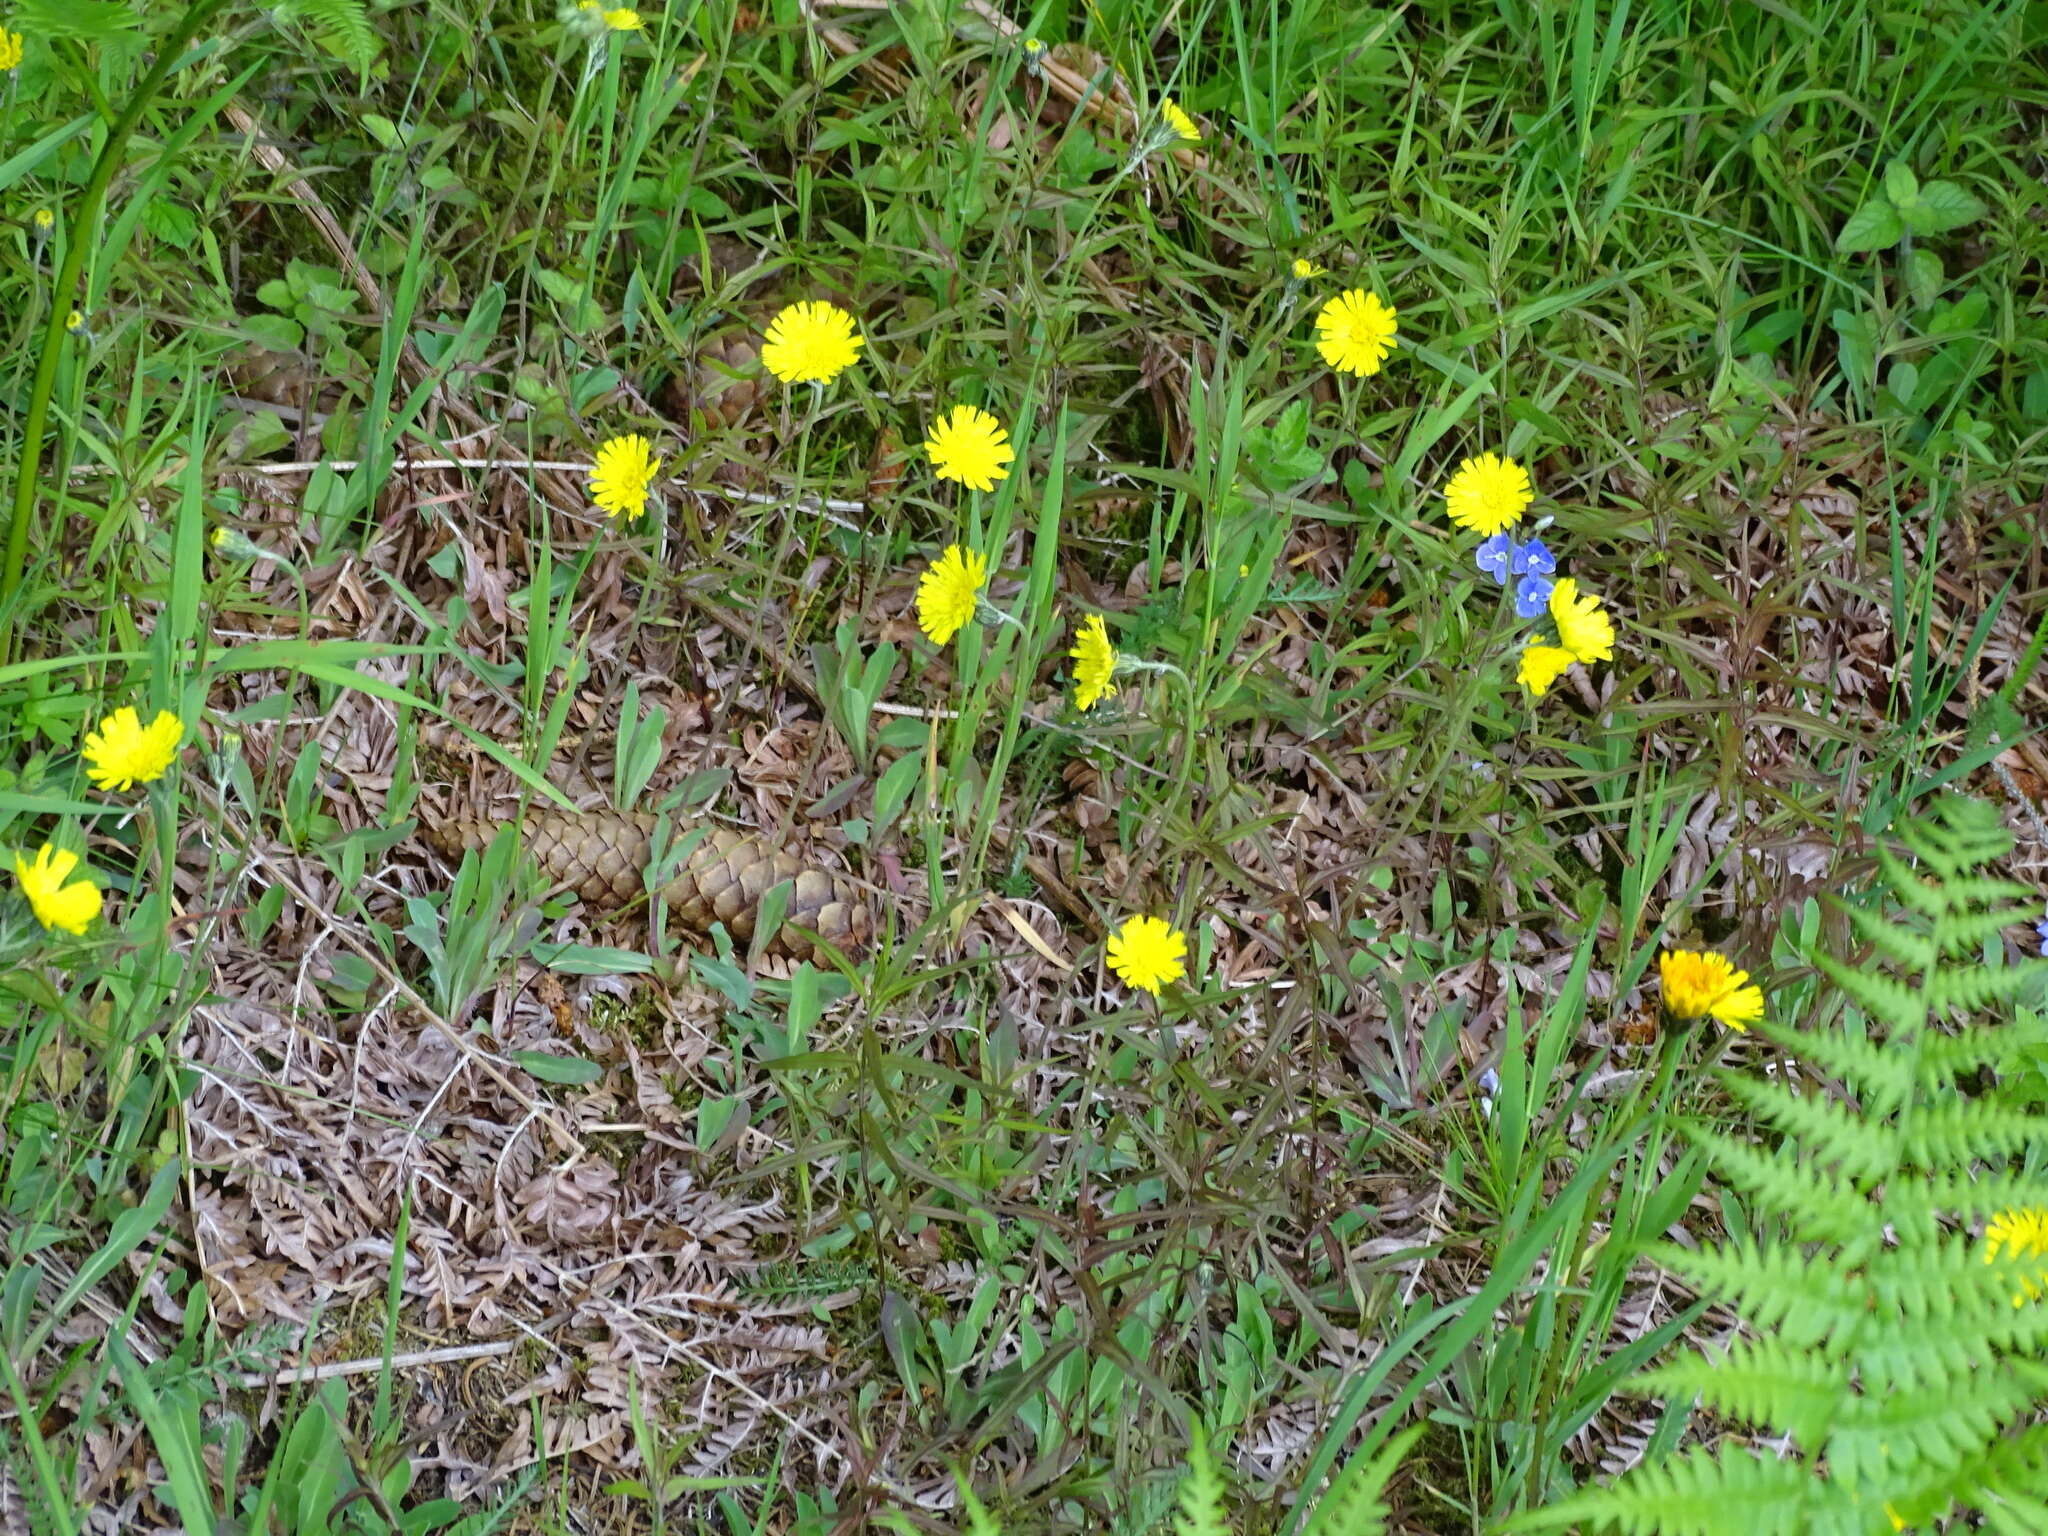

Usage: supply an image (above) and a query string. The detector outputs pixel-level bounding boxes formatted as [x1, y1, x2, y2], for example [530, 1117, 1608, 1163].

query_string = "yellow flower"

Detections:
[82, 707, 185, 792]
[1658, 949, 1764, 1031]
[14, 843, 101, 935]
[1160, 96, 1201, 143]
[1516, 642, 1576, 698]
[761, 300, 864, 386]
[1291, 258, 1325, 280]
[1070, 613, 1116, 711]
[1549, 577, 1614, 663]
[589, 433, 662, 520]
[1313, 289, 1399, 377]
[32, 208, 52, 230]
[923, 404, 1014, 492]
[1983, 1207, 2048, 1306]
[1442, 452, 1532, 537]
[1106, 914, 1188, 996]
[65, 310, 85, 334]
[0, 31, 21, 72]
[916, 545, 987, 645]
[601, 6, 642, 27]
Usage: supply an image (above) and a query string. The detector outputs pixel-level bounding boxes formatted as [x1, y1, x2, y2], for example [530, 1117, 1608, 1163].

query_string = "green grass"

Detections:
[2, 0, 2046, 1531]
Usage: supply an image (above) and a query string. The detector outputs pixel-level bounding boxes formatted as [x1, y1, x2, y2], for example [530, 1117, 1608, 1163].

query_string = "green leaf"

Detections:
[1904, 247, 1944, 308]
[1883, 159, 1920, 209]
[16, 0, 138, 37]
[242, 312, 304, 351]
[1903, 180, 1986, 235]
[510, 1051, 605, 1085]
[1836, 197, 1903, 253]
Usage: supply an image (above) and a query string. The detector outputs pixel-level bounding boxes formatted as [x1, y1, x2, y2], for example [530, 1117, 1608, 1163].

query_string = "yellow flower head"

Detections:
[1984, 1207, 2048, 1306]
[1442, 452, 1532, 536]
[1291, 258, 1325, 280]
[65, 310, 85, 334]
[916, 545, 987, 645]
[1549, 577, 1614, 664]
[589, 433, 662, 520]
[1106, 914, 1188, 996]
[1314, 289, 1399, 377]
[32, 208, 52, 230]
[1159, 96, 1201, 143]
[14, 843, 101, 935]
[1070, 613, 1117, 711]
[761, 300, 864, 386]
[0, 31, 21, 72]
[82, 707, 185, 792]
[923, 404, 1014, 492]
[1516, 642, 1576, 698]
[1658, 949, 1764, 1031]
[601, 6, 642, 27]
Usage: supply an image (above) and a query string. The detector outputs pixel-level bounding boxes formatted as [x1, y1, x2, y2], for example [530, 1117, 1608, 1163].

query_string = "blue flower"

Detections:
[1512, 537, 1556, 578]
[1515, 574, 1554, 619]
[1476, 532, 1513, 584]
[2036, 912, 2048, 957]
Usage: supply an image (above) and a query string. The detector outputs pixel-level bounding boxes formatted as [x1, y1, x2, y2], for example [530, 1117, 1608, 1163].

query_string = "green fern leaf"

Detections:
[1171, 1426, 1230, 1536]
[1897, 1101, 2045, 1169]
[1300, 1425, 1422, 1536]
[1714, 1076, 1896, 1184]
[1649, 1238, 1868, 1352]
[1843, 902, 1938, 968]
[277, 0, 379, 67]
[1515, 1446, 1819, 1536]
[1537, 800, 2048, 1536]
[1634, 1336, 1846, 1446]
[1693, 1134, 1864, 1243]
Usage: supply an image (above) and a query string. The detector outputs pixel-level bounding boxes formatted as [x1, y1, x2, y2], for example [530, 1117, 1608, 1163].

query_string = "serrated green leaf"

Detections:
[1903, 180, 1986, 235]
[1884, 159, 1920, 208]
[1836, 198, 1903, 253]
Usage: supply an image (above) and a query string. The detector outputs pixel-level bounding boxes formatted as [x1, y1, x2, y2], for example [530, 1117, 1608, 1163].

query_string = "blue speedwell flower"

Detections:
[1515, 574, 1555, 619]
[1513, 537, 1556, 577]
[1477, 532, 1514, 583]
[2036, 906, 2048, 957]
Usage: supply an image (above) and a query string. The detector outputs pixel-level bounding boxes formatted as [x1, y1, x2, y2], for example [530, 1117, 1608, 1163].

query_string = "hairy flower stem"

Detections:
[0, 1, 227, 664]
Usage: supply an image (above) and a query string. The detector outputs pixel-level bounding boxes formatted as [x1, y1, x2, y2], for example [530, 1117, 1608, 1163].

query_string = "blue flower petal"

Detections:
[1476, 532, 1512, 582]
[1514, 537, 1557, 577]
[1515, 574, 1554, 619]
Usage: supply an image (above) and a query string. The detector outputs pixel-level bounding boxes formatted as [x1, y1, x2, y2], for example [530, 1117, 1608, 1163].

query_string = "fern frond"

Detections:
[1887, 1169, 2048, 1226]
[1647, 1238, 1866, 1352]
[1513, 1446, 1819, 1536]
[1828, 1368, 2040, 1491]
[1712, 1076, 1895, 1184]
[276, 0, 379, 67]
[1809, 952, 1928, 1034]
[1842, 901, 1937, 968]
[1857, 1297, 2048, 1390]
[1931, 892, 2041, 954]
[1171, 1426, 1229, 1536]
[1892, 795, 2012, 880]
[1301, 1424, 1422, 1536]
[1749, 1022, 1914, 1115]
[1634, 1336, 1846, 1446]
[1928, 959, 2040, 1020]
[1692, 1135, 1865, 1243]
[1897, 1101, 2046, 1170]
[1912, 1019, 2043, 1084]
[1963, 1421, 2048, 1523]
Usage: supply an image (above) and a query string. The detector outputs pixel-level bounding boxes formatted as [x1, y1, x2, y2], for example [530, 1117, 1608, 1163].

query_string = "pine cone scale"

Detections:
[423, 810, 871, 962]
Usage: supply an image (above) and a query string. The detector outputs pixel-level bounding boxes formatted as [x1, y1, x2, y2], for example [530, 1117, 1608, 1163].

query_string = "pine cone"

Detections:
[423, 808, 872, 964]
